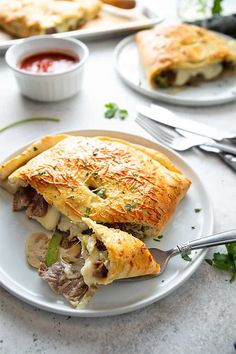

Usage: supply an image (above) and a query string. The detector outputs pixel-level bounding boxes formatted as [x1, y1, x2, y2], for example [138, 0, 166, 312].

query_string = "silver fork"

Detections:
[136, 114, 236, 154]
[121, 229, 236, 282]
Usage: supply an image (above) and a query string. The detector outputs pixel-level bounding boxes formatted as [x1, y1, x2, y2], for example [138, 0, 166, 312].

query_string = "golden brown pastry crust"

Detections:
[136, 24, 236, 86]
[82, 218, 160, 284]
[0, 0, 101, 38]
[4, 134, 191, 234]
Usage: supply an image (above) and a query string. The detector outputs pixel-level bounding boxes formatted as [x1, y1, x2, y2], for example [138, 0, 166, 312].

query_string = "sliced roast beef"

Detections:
[93, 261, 108, 279]
[39, 261, 90, 306]
[13, 186, 36, 211]
[161, 70, 177, 86]
[26, 193, 48, 218]
[95, 239, 107, 251]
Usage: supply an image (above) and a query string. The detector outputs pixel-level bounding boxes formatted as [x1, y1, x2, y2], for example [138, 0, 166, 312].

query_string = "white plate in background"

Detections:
[114, 35, 236, 107]
[0, 130, 213, 317]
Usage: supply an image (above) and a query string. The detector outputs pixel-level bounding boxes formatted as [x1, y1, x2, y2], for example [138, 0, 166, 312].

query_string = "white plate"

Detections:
[114, 35, 236, 107]
[0, 130, 213, 317]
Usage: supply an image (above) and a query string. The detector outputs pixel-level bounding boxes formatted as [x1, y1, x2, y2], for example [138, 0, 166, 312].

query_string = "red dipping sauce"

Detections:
[19, 52, 79, 74]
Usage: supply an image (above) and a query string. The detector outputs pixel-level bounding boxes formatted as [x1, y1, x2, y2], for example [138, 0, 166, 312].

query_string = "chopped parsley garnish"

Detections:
[71, 186, 75, 191]
[206, 243, 236, 282]
[194, 208, 202, 213]
[93, 171, 98, 179]
[181, 250, 192, 262]
[118, 109, 128, 120]
[104, 102, 128, 120]
[96, 188, 106, 199]
[0, 117, 60, 133]
[124, 200, 136, 211]
[154, 235, 163, 242]
[38, 171, 46, 175]
[84, 207, 91, 217]
[83, 161, 88, 167]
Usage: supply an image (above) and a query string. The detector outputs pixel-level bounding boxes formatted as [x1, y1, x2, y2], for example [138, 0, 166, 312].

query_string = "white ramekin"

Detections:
[5, 36, 89, 102]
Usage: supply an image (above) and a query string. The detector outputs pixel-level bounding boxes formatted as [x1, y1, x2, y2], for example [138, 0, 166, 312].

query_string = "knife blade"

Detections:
[137, 104, 236, 141]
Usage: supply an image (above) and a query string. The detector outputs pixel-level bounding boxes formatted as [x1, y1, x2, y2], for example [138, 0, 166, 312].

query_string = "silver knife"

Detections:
[176, 129, 236, 155]
[137, 104, 236, 141]
[177, 129, 236, 171]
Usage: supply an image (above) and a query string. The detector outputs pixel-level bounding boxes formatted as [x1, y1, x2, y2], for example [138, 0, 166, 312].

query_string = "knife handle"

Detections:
[219, 152, 236, 172]
[205, 141, 236, 155]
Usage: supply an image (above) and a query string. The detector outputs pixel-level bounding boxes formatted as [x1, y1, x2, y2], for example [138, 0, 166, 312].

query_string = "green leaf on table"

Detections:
[205, 243, 236, 282]
[211, 0, 223, 15]
[104, 103, 118, 118]
[104, 102, 128, 120]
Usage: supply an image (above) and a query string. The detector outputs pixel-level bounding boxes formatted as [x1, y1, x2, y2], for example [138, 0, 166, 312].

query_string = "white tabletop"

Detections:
[0, 2, 236, 354]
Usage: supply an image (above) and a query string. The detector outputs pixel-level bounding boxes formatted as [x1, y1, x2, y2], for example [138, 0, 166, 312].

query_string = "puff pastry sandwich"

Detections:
[0, 134, 190, 308]
[0, 134, 190, 239]
[136, 24, 236, 88]
[0, 0, 101, 38]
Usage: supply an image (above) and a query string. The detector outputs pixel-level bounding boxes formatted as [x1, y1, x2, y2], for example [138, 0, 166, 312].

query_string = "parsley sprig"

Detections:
[206, 243, 236, 282]
[104, 103, 128, 120]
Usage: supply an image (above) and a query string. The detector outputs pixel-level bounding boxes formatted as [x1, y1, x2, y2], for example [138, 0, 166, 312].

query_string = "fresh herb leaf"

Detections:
[104, 103, 118, 118]
[194, 208, 202, 213]
[45, 232, 62, 267]
[38, 171, 46, 175]
[96, 188, 106, 199]
[154, 235, 163, 242]
[104, 102, 128, 120]
[118, 109, 128, 120]
[84, 207, 91, 217]
[124, 200, 136, 211]
[212, 0, 223, 15]
[0, 117, 60, 133]
[181, 250, 192, 262]
[205, 243, 236, 282]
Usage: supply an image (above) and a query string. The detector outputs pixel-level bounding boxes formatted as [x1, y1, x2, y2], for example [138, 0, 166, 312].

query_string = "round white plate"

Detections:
[114, 35, 236, 107]
[0, 130, 213, 317]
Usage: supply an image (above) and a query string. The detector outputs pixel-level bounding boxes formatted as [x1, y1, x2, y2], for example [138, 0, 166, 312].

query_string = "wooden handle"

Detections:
[101, 0, 136, 9]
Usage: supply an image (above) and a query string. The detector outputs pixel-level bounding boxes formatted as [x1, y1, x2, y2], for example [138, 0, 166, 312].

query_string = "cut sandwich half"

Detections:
[26, 218, 160, 308]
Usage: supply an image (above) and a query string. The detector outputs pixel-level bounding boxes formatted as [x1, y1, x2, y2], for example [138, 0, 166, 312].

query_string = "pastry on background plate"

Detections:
[0, 0, 101, 38]
[0, 134, 191, 239]
[136, 24, 236, 88]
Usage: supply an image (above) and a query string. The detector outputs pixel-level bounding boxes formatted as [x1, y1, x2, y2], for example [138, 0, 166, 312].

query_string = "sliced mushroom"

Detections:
[59, 243, 82, 264]
[25, 232, 49, 268]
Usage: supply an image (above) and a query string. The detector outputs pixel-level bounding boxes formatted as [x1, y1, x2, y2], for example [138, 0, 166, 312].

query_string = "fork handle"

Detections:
[172, 229, 236, 254]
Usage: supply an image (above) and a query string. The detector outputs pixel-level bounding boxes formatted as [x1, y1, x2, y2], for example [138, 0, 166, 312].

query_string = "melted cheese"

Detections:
[174, 63, 223, 86]
[33, 206, 60, 231]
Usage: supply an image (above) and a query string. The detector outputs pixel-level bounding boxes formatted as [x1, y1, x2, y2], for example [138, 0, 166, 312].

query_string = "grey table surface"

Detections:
[0, 2, 236, 354]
